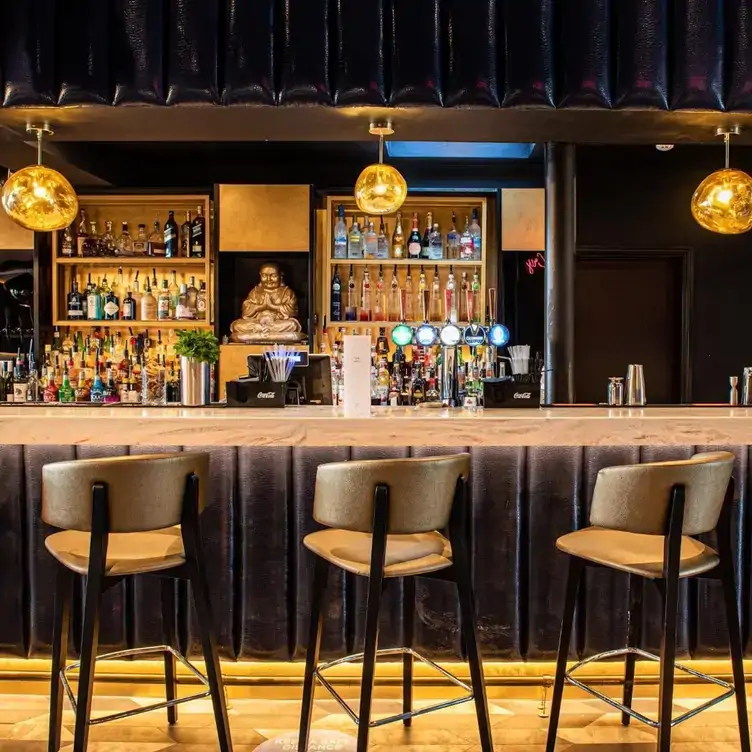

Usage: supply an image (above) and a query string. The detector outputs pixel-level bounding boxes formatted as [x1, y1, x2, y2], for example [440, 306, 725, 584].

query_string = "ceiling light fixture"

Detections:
[2, 125, 79, 232]
[691, 126, 752, 235]
[354, 122, 407, 215]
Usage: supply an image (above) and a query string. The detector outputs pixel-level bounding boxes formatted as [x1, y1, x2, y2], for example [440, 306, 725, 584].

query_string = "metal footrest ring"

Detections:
[60, 644, 211, 726]
[314, 647, 474, 728]
[564, 646, 735, 728]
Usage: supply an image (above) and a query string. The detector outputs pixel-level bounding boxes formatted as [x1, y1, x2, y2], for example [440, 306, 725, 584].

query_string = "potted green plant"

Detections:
[174, 329, 219, 406]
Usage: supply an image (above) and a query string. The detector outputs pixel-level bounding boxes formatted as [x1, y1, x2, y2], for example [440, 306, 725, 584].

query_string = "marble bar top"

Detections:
[0, 405, 751, 447]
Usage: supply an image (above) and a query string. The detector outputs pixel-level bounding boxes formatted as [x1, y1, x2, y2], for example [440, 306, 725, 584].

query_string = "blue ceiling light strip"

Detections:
[385, 142, 535, 159]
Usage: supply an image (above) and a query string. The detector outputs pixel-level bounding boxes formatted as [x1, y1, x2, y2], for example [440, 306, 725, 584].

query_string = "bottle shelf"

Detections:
[328, 320, 474, 328]
[329, 258, 481, 267]
[54, 320, 213, 329]
[55, 257, 207, 266]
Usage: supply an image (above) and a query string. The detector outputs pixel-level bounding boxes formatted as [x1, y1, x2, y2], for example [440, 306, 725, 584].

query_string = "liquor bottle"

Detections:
[459, 271, 469, 321]
[103, 283, 120, 320]
[404, 268, 414, 321]
[181, 210, 192, 257]
[158, 280, 171, 320]
[131, 270, 142, 319]
[26, 354, 39, 402]
[388, 265, 401, 321]
[429, 265, 442, 321]
[164, 210, 179, 258]
[82, 221, 100, 257]
[61, 225, 74, 257]
[330, 265, 342, 322]
[168, 270, 180, 318]
[90, 365, 105, 403]
[103, 369, 120, 403]
[373, 266, 385, 321]
[141, 278, 157, 320]
[469, 208, 482, 260]
[3, 360, 12, 402]
[418, 266, 428, 321]
[115, 266, 127, 304]
[445, 265, 458, 323]
[148, 219, 166, 256]
[12, 353, 28, 403]
[347, 216, 363, 259]
[459, 216, 473, 260]
[52, 326, 62, 353]
[196, 281, 207, 320]
[407, 213, 421, 259]
[333, 204, 348, 259]
[411, 365, 426, 405]
[376, 218, 389, 259]
[58, 365, 75, 403]
[376, 327, 389, 357]
[67, 280, 84, 320]
[102, 220, 116, 256]
[76, 209, 88, 256]
[43, 367, 59, 402]
[176, 283, 191, 319]
[363, 219, 378, 258]
[345, 265, 357, 321]
[428, 222, 443, 260]
[421, 212, 432, 260]
[186, 276, 199, 315]
[116, 222, 134, 256]
[86, 277, 102, 320]
[392, 212, 405, 258]
[470, 268, 481, 322]
[151, 267, 158, 291]
[376, 358, 390, 405]
[122, 287, 136, 320]
[133, 224, 148, 255]
[165, 364, 180, 404]
[360, 268, 373, 322]
[446, 212, 459, 260]
[191, 205, 206, 257]
[426, 377, 440, 403]
[74, 368, 90, 402]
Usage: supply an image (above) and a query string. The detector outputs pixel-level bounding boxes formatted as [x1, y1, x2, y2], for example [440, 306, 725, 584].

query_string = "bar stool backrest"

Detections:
[313, 453, 471, 534]
[42, 453, 209, 533]
[589, 451, 734, 536]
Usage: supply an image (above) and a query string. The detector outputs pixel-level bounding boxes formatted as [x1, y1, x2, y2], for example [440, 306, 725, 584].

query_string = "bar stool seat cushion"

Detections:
[304, 529, 452, 577]
[45, 526, 184, 576]
[556, 526, 719, 579]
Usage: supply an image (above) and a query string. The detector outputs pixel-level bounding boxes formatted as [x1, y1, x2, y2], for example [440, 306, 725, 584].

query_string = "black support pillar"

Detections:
[544, 143, 576, 404]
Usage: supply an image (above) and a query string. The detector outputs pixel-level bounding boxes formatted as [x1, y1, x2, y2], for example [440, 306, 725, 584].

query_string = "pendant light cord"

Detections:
[36, 129, 43, 166]
[725, 131, 731, 169]
[378, 134, 384, 165]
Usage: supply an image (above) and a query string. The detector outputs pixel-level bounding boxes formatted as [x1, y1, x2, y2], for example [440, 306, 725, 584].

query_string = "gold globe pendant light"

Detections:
[2, 125, 79, 232]
[691, 126, 752, 235]
[354, 122, 407, 215]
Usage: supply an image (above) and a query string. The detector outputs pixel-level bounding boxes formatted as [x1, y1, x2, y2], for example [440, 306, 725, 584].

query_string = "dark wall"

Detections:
[577, 145, 752, 403]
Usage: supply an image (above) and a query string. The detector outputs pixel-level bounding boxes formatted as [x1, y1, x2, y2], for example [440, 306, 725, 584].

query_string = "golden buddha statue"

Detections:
[230, 261, 304, 343]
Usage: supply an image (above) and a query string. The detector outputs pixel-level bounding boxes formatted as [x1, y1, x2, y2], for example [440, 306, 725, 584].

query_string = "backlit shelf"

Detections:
[328, 321, 474, 328]
[55, 257, 207, 266]
[54, 320, 212, 329]
[328, 259, 481, 266]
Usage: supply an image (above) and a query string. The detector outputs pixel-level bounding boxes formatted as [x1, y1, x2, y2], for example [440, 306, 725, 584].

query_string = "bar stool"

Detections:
[546, 451, 750, 752]
[297, 453, 493, 752]
[43, 453, 233, 752]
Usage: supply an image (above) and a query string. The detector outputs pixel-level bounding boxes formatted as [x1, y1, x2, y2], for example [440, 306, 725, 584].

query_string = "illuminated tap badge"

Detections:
[415, 324, 437, 347]
[390, 323, 413, 347]
[439, 323, 461, 347]
[463, 324, 487, 347]
[488, 323, 510, 347]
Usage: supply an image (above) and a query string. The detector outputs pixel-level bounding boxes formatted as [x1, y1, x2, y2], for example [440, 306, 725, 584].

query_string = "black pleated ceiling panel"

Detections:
[223, 0, 275, 105]
[111, 0, 166, 105]
[727, 0, 752, 110]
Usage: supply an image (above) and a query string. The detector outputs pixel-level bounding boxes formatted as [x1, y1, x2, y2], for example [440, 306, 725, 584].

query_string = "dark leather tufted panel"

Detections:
[4, 443, 751, 663]
[728, 0, 752, 110]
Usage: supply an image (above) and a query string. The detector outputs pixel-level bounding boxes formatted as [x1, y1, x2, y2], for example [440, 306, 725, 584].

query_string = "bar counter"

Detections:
[0, 405, 751, 446]
[0, 404, 750, 668]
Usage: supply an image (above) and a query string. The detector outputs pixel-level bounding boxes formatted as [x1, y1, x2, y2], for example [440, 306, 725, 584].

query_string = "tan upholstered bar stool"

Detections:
[297, 453, 493, 752]
[546, 452, 750, 752]
[43, 453, 232, 752]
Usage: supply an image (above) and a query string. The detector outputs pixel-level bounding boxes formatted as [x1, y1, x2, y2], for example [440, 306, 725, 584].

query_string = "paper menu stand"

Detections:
[343, 335, 372, 417]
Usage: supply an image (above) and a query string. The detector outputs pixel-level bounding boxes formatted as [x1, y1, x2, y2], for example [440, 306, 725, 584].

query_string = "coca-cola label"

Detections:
[513, 392, 532, 399]
[257, 391, 276, 399]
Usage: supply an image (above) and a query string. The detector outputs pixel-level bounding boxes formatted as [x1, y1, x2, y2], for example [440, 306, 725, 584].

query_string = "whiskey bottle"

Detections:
[164, 210, 179, 258]
[345, 265, 357, 321]
[102, 220, 116, 256]
[196, 281, 207, 320]
[186, 276, 199, 314]
[333, 204, 348, 259]
[121, 288, 136, 321]
[181, 211, 192, 257]
[407, 213, 421, 259]
[421, 212, 432, 260]
[82, 221, 100, 257]
[116, 222, 134, 256]
[446, 212, 459, 260]
[74, 369, 90, 402]
[190, 205, 206, 258]
[330, 265, 342, 322]
[133, 224, 148, 255]
[67, 280, 84, 320]
[76, 209, 88, 256]
[376, 218, 389, 259]
[61, 225, 74, 257]
[392, 212, 405, 259]
[157, 280, 171, 320]
[148, 219, 166, 256]
[141, 278, 157, 320]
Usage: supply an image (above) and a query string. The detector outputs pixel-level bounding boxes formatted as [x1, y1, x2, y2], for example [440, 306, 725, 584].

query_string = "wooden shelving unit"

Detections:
[51, 194, 213, 335]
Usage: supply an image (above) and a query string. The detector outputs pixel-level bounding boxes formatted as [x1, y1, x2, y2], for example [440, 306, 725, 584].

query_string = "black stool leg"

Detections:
[453, 528, 493, 752]
[357, 552, 385, 752]
[546, 557, 583, 752]
[161, 577, 179, 725]
[621, 574, 643, 726]
[298, 556, 328, 752]
[48, 565, 73, 752]
[720, 553, 751, 752]
[402, 576, 415, 727]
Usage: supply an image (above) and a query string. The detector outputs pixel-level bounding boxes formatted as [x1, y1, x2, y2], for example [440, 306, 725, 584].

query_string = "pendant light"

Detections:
[2, 125, 79, 232]
[691, 126, 752, 235]
[354, 122, 408, 215]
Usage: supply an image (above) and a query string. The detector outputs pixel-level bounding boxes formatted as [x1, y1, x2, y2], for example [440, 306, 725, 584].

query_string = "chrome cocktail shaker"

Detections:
[625, 364, 646, 406]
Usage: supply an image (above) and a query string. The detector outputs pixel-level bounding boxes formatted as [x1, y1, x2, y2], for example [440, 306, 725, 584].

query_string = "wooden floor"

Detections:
[0, 693, 746, 750]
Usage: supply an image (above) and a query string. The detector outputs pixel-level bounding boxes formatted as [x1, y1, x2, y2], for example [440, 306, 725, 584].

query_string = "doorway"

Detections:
[574, 250, 691, 404]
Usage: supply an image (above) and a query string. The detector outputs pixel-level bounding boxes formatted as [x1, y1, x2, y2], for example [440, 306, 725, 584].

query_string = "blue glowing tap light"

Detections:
[489, 324, 510, 347]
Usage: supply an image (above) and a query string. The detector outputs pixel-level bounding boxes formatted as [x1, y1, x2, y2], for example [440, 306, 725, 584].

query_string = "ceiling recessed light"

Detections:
[655, 144, 674, 152]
